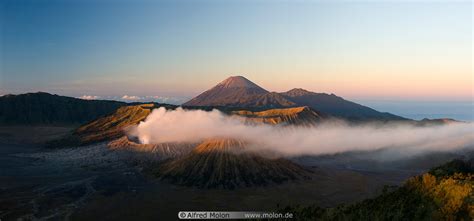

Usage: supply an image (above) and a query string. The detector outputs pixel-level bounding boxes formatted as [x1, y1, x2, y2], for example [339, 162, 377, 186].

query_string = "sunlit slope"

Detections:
[49, 103, 174, 146]
[59, 105, 322, 146]
[75, 104, 155, 144]
[232, 106, 323, 125]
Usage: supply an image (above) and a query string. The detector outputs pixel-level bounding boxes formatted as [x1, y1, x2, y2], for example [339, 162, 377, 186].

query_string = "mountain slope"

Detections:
[154, 138, 312, 189]
[51, 104, 320, 147]
[184, 76, 406, 121]
[48, 103, 176, 147]
[278, 158, 473, 220]
[281, 88, 406, 121]
[74, 104, 158, 145]
[0, 92, 125, 125]
[183, 76, 294, 107]
[232, 106, 323, 125]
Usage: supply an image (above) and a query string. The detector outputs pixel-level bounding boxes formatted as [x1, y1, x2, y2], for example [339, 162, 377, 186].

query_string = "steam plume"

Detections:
[129, 107, 474, 157]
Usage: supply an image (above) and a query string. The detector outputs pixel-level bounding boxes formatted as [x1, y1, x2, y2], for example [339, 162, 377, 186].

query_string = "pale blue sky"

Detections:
[1, 0, 472, 102]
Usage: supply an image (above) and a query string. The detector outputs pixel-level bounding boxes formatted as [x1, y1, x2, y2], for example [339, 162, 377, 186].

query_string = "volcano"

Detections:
[183, 76, 406, 121]
[155, 138, 312, 189]
[183, 76, 294, 108]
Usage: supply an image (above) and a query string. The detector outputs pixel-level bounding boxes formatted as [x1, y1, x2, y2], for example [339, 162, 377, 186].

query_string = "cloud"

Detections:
[119, 95, 189, 104]
[129, 107, 474, 159]
[78, 95, 100, 100]
[121, 95, 142, 100]
[145, 96, 190, 105]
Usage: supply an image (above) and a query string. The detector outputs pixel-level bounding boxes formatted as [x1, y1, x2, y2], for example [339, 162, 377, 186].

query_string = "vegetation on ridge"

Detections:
[277, 159, 473, 221]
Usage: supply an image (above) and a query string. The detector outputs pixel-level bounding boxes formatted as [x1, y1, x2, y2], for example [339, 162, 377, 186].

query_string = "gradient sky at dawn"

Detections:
[1, 0, 472, 102]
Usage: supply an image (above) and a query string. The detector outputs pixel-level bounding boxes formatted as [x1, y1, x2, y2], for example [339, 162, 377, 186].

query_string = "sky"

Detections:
[0, 0, 472, 105]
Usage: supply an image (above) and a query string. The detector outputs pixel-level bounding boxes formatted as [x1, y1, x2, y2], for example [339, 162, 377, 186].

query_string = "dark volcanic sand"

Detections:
[0, 127, 431, 220]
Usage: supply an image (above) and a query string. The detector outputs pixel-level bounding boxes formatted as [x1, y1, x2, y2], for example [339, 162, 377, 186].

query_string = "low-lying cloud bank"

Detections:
[129, 107, 474, 157]
[78, 95, 101, 100]
[77, 95, 189, 104]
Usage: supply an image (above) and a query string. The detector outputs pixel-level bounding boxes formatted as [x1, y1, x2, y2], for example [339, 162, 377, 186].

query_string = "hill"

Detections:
[415, 118, 461, 126]
[278, 158, 473, 220]
[0, 92, 125, 125]
[153, 138, 312, 189]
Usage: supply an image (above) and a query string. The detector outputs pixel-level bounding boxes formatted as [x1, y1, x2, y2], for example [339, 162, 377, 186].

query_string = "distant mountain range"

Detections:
[0, 92, 126, 125]
[184, 76, 406, 121]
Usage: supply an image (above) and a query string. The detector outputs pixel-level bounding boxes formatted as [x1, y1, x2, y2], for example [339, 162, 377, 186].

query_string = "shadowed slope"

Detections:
[0, 92, 125, 125]
[281, 88, 406, 121]
[155, 138, 312, 189]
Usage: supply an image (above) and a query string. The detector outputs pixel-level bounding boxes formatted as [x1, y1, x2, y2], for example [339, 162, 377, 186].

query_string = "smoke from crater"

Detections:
[128, 107, 474, 158]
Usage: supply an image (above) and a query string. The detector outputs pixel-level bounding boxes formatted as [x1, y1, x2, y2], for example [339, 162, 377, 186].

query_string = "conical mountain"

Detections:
[216, 75, 266, 89]
[183, 76, 405, 121]
[183, 76, 294, 107]
[155, 138, 312, 189]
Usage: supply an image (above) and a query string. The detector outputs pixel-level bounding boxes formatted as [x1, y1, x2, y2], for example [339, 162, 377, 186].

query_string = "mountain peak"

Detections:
[283, 88, 313, 97]
[183, 76, 284, 107]
[217, 76, 264, 89]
